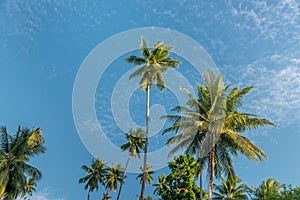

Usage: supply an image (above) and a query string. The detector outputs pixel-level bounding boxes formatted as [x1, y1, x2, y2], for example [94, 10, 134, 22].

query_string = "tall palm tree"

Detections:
[104, 163, 123, 195]
[0, 126, 45, 199]
[117, 128, 145, 200]
[213, 175, 251, 200]
[126, 36, 180, 200]
[162, 71, 226, 200]
[253, 178, 282, 200]
[79, 159, 107, 200]
[162, 70, 275, 200]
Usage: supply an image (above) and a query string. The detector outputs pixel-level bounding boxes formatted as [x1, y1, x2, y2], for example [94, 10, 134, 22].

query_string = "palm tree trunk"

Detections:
[198, 153, 203, 200]
[87, 189, 90, 200]
[140, 83, 150, 200]
[200, 172, 203, 200]
[208, 148, 215, 200]
[116, 156, 131, 200]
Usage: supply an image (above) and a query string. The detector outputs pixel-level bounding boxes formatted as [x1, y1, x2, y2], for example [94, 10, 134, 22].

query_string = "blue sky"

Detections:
[0, 0, 300, 199]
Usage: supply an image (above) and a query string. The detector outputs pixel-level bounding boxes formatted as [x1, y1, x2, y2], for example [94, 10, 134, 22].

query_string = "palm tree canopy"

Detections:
[121, 128, 145, 159]
[253, 178, 283, 199]
[126, 36, 180, 91]
[79, 159, 107, 193]
[136, 164, 154, 184]
[105, 163, 124, 192]
[213, 175, 251, 200]
[0, 126, 45, 199]
[162, 70, 276, 179]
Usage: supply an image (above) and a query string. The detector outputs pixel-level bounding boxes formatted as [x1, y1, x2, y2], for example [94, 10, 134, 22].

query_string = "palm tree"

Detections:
[213, 175, 251, 200]
[79, 159, 107, 200]
[153, 174, 168, 196]
[104, 163, 123, 196]
[117, 128, 145, 200]
[0, 126, 45, 199]
[136, 164, 154, 185]
[253, 178, 282, 199]
[126, 36, 180, 200]
[162, 70, 276, 200]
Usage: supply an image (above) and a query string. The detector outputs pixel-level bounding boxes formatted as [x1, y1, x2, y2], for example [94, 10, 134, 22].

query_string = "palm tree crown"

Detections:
[79, 159, 107, 200]
[213, 175, 251, 200]
[0, 126, 45, 199]
[105, 163, 124, 192]
[126, 36, 180, 91]
[117, 128, 145, 200]
[253, 178, 283, 199]
[136, 164, 154, 184]
[121, 128, 145, 159]
[162, 70, 276, 200]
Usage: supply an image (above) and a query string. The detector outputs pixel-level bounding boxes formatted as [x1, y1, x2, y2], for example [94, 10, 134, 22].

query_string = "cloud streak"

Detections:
[30, 188, 64, 200]
[223, 53, 300, 127]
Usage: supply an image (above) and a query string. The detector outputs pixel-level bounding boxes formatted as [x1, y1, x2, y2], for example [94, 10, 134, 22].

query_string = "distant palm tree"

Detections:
[126, 36, 180, 200]
[117, 128, 145, 200]
[0, 126, 45, 200]
[162, 70, 276, 200]
[153, 174, 168, 196]
[213, 175, 251, 200]
[105, 163, 123, 194]
[79, 159, 107, 200]
[253, 178, 282, 200]
[136, 164, 154, 185]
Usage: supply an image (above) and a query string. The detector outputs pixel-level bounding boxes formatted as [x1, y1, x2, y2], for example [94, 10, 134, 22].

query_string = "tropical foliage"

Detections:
[117, 128, 145, 200]
[213, 175, 251, 200]
[0, 126, 45, 200]
[79, 159, 107, 200]
[136, 164, 154, 185]
[252, 178, 282, 200]
[153, 154, 206, 200]
[162, 70, 275, 199]
[79, 158, 124, 200]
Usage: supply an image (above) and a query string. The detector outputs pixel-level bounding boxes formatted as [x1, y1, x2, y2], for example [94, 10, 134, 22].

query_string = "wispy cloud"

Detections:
[30, 188, 64, 200]
[227, 0, 300, 41]
[223, 53, 300, 127]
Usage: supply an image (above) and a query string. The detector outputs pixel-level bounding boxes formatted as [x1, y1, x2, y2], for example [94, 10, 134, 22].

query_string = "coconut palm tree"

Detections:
[213, 175, 251, 200]
[153, 174, 168, 196]
[162, 70, 276, 200]
[104, 163, 123, 195]
[136, 164, 154, 185]
[79, 159, 107, 200]
[117, 128, 145, 200]
[253, 178, 282, 200]
[126, 36, 180, 200]
[0, 126, 45, 199]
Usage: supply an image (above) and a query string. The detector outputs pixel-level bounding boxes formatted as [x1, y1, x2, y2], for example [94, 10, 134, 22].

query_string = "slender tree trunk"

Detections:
[140, 83, 150, 200]
[200, 172, 203, 200]
[87, 189, 90, 200]
[198, 152, 203, 200]
[208, 148, 215, 200]
[116, 156, 131, 200]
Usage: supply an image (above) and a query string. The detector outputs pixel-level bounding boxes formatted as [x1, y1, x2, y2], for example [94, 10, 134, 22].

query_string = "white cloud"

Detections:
[30, 188, 64, 200]
[224, 54, 300, 126]
[228, 0, 300, 40]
